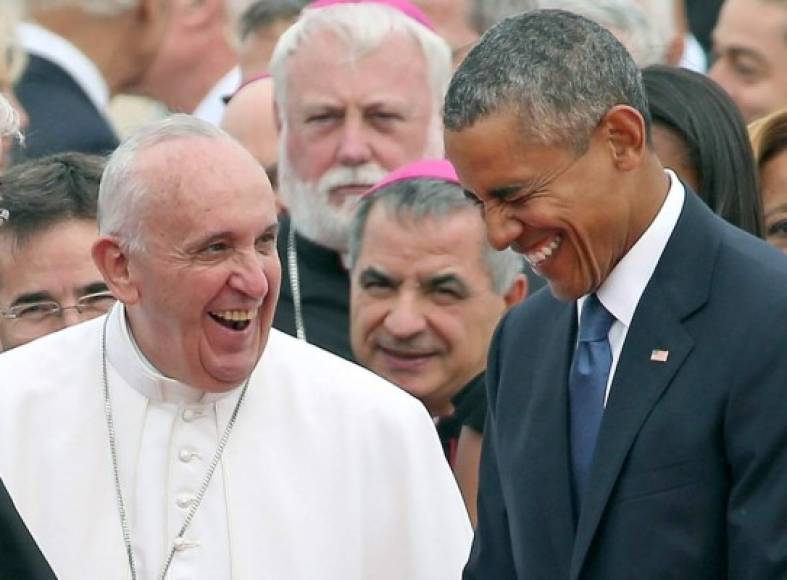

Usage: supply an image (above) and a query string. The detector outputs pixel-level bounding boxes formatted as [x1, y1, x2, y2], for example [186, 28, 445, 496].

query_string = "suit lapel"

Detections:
[524, 298, 577, 571]
[569, 284, 694, 578]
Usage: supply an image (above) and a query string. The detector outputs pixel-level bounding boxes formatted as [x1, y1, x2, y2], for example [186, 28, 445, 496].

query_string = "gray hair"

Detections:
[26, 0, 138, 16]
[0, 94, 21, 143]
[236, 0, 308, 42]
[540, 0, 666, 67]
[98, 114, 231, 252]
[468, 0, 538, 35]
[348, 179, 523, 294]
[443, 9, 651, 153]
[269, 3, 452, 117]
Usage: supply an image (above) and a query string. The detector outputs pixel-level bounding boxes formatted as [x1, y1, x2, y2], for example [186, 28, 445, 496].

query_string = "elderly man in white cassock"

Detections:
[0, 114, 472, 580]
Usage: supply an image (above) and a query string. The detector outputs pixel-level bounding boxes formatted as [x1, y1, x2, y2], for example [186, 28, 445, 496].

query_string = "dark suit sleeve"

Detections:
[0, 479, 57, 580]
[726, 308, 787, 579]
[464, 320, 518, 580]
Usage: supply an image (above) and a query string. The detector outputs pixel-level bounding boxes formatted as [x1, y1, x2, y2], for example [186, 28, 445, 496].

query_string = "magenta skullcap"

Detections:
[306, 0, 435, 31]
[365, 159, 460, 197]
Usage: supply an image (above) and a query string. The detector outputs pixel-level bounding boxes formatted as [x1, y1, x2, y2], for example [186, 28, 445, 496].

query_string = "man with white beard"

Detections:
[269, 0, 451, 360]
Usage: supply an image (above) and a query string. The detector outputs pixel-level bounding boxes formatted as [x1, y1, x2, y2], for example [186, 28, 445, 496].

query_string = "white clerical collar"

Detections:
[18, 22, 110, 113]
[105, 302, 236, 404]
[580, 169, 685, 325]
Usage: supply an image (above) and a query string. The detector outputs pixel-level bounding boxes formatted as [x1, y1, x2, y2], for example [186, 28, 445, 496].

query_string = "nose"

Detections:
[707, 61, 734, 98]
[60, 307, 83, 328]
[229, 250, 270, 299]
[484, 210, 523, 251]
[383, 293, 427, 339]
[336, 117, 372, 167]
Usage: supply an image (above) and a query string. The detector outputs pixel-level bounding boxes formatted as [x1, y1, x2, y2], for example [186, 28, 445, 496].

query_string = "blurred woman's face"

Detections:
[651, 123, 700, 193]
[759, 149, 787, 253]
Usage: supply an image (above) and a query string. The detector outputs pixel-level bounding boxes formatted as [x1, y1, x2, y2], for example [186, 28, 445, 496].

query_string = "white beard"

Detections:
[278, 158, 388, 253]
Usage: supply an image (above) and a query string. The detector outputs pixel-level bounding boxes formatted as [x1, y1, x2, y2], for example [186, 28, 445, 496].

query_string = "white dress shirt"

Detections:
[577, 170, 685, 404]
[18, 22, 110, 115]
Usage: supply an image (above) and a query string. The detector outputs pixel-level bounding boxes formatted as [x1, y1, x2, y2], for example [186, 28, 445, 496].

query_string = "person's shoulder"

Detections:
[259, 328, 427, 414]
[0, 316, 103, 394]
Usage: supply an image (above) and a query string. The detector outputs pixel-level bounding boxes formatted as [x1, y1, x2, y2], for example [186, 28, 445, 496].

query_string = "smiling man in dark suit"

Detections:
[444, 9, 787, 580]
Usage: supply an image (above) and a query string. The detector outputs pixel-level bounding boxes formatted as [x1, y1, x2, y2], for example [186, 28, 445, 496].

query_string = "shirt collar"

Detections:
[105, 302, 237, 404]
[582, 169, 685, 325]
[19, 22, 110, 112]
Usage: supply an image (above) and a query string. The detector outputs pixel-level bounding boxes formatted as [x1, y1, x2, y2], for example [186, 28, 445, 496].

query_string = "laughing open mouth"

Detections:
[209, 309, 256, 331]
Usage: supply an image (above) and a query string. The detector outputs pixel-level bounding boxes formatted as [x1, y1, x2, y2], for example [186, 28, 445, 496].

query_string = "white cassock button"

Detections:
[179, 449, 194, 462]
[176, 494, 195, 509]
[173, 537, 188, 551]
[182, 409, 197, 422]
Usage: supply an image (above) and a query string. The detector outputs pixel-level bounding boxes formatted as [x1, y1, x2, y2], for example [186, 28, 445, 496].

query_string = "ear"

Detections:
[273, 97, 283, 133]
[599, 105, 648, 172]
[503, 273, 528, 308]
[92, 237, 140, 305]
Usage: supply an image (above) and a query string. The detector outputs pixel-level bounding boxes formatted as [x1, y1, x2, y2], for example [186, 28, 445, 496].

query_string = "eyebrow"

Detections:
[78, 281, 110, 296]
[9, 291, 55, 307]
[488, 184, 526, 201]
[359, 267, 399, 287]
[188, 222, 279, 251]
[422, 273, 470, 297]
[765, 203, 787, 218]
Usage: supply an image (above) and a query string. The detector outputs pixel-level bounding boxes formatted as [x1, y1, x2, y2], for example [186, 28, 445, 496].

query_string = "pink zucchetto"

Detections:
[365, 159, 461, 197]
[306, 0, 435, 31]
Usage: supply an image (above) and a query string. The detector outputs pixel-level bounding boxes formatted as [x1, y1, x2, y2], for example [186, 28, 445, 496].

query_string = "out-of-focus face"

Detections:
[758, 148, 787, 252]
[0, 220, 107, 351]
[445, 109, 652, 302]
[239, 18, 297, 83]
[350, 204, 506, 415]
[651, 123, 700, 192]
[412, 0, 479, 66]
[709, 0, 787, 122]
[278, 29, 440, 252]
[117, 138, 281, 392]
[221, 77, 282, 205]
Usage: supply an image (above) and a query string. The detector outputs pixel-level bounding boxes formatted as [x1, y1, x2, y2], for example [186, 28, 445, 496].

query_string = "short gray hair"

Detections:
[0, 94, 21, 142]
[27, 0, 138, 16]
[540, 0, 665, 67]
[468, 0, 538, 35]
[348, 180, 523, 294]
[443, 9, 651, 153]
[98, 114, 231, 252]
[269, 3, 452, 115]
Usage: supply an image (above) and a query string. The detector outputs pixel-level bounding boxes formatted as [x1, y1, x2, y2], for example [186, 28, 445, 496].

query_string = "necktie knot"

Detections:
[578, 294, 615, 342]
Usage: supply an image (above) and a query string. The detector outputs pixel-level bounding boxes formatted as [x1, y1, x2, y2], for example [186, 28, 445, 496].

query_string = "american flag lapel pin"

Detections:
[650, 349, 669, 363]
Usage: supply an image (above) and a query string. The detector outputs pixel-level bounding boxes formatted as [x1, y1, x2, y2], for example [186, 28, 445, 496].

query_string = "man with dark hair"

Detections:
[0, 152, 110, 351]
[348, 159, 527, 526]
[709, 0, 787, 121]
[444, 9, 787, 579]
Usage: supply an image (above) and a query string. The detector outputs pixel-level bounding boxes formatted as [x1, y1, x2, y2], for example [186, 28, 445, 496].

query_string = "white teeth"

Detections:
[524, 235, 562, 267]
[212, 309, 256, 321]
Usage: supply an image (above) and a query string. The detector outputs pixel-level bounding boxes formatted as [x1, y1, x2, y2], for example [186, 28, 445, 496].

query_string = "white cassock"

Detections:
[0, 304, 472, 579]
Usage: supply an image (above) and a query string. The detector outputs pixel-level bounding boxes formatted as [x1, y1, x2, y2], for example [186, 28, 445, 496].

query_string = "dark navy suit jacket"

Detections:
[0, 479, 55, 579]
[465, 191, 787, 579]
[14, 54, 118, 160]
